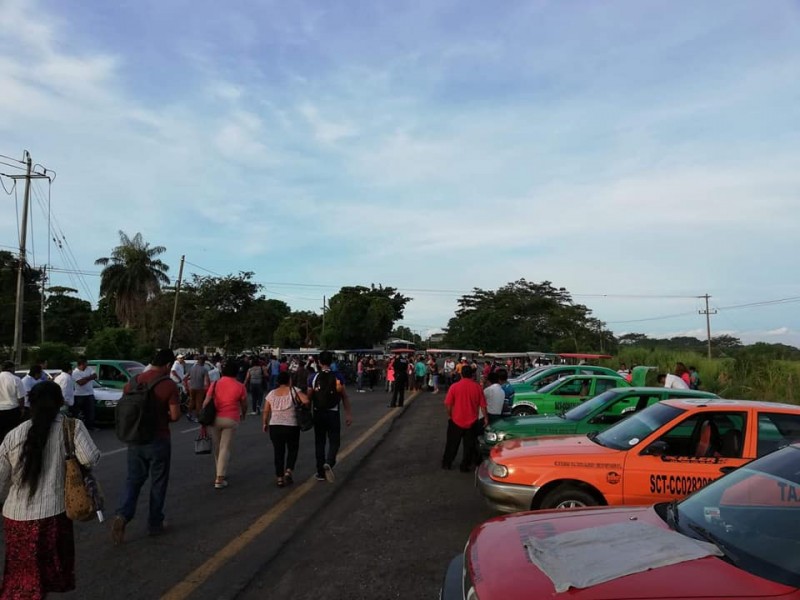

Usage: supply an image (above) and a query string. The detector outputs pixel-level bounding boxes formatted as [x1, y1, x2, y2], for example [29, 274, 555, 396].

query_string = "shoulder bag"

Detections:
[194, 425, 212, 454]
[198, 382, 218, 426]
[63, 418, 103, 522]
[290, 386, 314, 432]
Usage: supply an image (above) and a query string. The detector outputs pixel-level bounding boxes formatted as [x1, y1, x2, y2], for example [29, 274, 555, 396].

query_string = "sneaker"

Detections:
[111, 516, 126, 545]
[148, 523, 167, 536]
[249, 411, 257, 415]
[186, 413, 196, 423]
[323, 463, 335, 483]
[214, 478, 228, 489]
[315, 473, 326, 482]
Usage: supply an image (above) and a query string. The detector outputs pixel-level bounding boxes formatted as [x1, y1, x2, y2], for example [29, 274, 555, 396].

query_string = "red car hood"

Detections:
[490, 434, 623, 462]
[468, 506, 795, 599]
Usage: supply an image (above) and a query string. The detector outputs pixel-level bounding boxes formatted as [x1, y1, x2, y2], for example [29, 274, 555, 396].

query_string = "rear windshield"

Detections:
[122, 362, 145, 376]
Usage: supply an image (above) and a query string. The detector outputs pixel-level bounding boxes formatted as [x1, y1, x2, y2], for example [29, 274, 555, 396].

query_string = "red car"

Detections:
[442, 443, 800, 599]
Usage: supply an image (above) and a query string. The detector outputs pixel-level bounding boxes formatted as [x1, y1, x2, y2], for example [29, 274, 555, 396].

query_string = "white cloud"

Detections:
[298, 102, 356, 144]
[765, 327, 790, 336]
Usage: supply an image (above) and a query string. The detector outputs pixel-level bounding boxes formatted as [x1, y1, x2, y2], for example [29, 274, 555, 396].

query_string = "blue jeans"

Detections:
[249, 383, 264, 413]
[71, 394, 96, 429]
[116, 437, 171, 531]
[269, 374, 279, 392]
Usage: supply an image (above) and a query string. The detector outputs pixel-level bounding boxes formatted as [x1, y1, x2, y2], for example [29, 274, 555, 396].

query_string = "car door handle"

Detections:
[719, 466, 738, 475]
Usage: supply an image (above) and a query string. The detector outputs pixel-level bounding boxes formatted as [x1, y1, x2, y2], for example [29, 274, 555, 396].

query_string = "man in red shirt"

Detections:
[111, 349, 180, 544]
[442, 365, 488, 472]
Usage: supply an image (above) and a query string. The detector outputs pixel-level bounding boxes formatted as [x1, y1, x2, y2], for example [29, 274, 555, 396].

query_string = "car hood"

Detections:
[491, 415, 575, 434]
[469, 506, 794, 599]
[491, 434, 620, 462]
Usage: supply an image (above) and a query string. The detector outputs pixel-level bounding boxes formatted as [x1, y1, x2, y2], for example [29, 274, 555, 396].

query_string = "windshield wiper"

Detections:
[666, 500, 679, 531]
[687, 522, 738, 565]
[586, 431, 605, 447]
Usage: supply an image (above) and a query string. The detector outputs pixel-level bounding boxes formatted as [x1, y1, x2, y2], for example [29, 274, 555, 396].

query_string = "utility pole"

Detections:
[321, 296, 326, 347]
[40, 267, 46, 344]
[699, 294, 717, 359]
[12, 152, 32, 365]
[168, 254, 185, 349]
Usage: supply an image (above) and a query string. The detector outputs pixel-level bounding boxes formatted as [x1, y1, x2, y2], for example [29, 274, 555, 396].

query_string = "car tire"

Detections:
[511, 406, 536, 417]
[539, 485, 600, 510]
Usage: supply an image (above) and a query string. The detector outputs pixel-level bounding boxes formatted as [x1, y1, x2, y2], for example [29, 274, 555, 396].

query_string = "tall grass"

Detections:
[602, 349, 800, 403]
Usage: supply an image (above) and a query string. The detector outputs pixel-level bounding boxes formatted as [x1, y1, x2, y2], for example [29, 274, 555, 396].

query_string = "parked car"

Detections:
[509, 374, 631, 417]
[509, 365, 621, 394]
[477, 398, 800, 513]
[15, 369, 123, 425]
[446, 443, 800, 599]
[87, 360, 146, 389]
[481, 387, 719, 454]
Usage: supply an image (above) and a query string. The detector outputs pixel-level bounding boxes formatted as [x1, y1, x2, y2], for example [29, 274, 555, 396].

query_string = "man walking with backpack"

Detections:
[111, 349, 180, 544]
[308, 351, 352, 482]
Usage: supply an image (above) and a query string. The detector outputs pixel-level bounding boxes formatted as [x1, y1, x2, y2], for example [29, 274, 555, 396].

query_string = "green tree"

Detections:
[94, 231, 170, 328]
[241, 298, 291, 349]
[444, 279, 605, 352]
[274, 311, 322, 348]
[323, 285, 410, 348]
[193, 272, 261, 351]
[44, 286, 92, 346]
[84, 327, 136, 359]
[389, 326, 422, 346]
[0, 251, 42, 346]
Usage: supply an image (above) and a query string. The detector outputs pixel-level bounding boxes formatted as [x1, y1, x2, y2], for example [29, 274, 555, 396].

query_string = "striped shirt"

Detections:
[0, 414, 100, 521]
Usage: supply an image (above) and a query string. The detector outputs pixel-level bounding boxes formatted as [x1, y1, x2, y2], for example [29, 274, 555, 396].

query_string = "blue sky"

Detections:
[1, 0, 799, 346]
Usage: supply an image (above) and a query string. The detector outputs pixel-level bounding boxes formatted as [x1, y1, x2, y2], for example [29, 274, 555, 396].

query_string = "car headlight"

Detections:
[490, 462, 509, 479]
[485, 431, 497, 442]
[496, 432, 507, 442]
[104, 400, 117, 407]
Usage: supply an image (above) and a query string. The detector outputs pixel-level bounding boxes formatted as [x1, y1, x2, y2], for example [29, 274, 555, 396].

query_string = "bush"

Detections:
[30, 342, 75, 370]
[84, 328, 136, 360]
[133, 343, 156, 365]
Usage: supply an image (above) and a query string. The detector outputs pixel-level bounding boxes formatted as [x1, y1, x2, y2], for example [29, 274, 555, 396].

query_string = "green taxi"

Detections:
[509, 373, 630, 416]
[482, 387, 719, 454]
[87, 360, 147, 389]
[510, 365, 620, 394]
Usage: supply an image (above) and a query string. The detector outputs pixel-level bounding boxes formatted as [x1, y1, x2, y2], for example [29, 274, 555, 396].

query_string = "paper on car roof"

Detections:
[524, 520, 723, 593]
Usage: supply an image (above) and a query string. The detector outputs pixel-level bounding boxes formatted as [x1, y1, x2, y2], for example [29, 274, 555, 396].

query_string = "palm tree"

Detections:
[95, 231, 170, 328]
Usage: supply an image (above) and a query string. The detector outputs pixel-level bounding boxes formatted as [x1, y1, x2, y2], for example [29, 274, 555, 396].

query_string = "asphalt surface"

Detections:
[0, 387, 495, 599]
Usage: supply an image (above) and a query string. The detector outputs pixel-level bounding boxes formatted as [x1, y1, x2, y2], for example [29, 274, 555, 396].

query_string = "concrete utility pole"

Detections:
[321, 296, 327, 345]
[12, 152, 32, 365]
[40, 267, 46, 344]
[168, 254, 185, 349]
[699, 294, 717, 359]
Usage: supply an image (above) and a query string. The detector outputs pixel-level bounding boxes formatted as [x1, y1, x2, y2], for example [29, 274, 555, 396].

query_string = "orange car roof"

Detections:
[660, 398, 800, 412]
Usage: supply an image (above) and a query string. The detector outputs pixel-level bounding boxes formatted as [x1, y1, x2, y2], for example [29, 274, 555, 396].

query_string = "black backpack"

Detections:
[115, 374, 169, 444]
[311, 371, 340, 410]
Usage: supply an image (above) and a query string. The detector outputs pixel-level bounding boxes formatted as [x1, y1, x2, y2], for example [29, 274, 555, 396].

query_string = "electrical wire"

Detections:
[0, 174, 14, 195]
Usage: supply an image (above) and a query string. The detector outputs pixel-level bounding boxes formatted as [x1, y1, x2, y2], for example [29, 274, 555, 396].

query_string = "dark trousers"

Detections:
[0, 408, 21, 442]
[70, 394, 96, 429]
[116, 437, 172, 530]
[442, 419, 479, 470]
[249, 384, 264, 413]
[270, 425, 300, 477]
[391, 379, 406, 407]
[313, 410, 341, 476]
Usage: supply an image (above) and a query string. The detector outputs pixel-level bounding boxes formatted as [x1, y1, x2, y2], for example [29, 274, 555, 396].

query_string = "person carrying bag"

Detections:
[263, 372, 310, 487]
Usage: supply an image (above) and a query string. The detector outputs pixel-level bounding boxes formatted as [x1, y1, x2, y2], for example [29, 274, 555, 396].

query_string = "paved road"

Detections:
[0, 388, 494, 599]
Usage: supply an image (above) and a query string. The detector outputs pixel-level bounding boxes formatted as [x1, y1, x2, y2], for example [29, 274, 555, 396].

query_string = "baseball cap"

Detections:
[176, 353, 185, 359]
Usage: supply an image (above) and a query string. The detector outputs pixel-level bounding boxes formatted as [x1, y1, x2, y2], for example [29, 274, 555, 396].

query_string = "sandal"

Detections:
[284, 470, 293, 485]
[277, 477, 285, 488]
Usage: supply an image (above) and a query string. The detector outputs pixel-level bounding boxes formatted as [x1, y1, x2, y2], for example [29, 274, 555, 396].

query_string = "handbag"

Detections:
[290, 386, 314, 432]
[63, 418, 103, 522]
[194, 426, 212, 454]
[198, 382, 218, 426]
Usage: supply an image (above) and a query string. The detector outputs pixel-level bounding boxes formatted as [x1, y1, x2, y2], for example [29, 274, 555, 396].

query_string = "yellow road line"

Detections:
[162, 391, 420, 600]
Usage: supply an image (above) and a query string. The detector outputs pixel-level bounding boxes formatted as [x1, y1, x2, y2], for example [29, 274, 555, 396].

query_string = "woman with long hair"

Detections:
[203, 360, 247, 489]
[0, 381, 100, 598]
[263, 371, 310, 487]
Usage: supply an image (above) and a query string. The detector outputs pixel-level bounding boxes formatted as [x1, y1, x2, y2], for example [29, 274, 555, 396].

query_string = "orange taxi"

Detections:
[477, 398, 800, 513]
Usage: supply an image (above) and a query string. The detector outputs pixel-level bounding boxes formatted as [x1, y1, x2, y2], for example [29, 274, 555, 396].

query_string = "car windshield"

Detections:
[122, 362, 145, 376]
[536, 377, 571, 394]
[666, 445, 800, 588]
[512, 366, 549, 382]
[564, 390, 620, 421]
[593, 403, 684, 450]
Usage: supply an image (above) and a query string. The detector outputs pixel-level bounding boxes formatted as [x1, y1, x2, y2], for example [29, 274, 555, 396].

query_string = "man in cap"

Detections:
[112, 349, 180, 544]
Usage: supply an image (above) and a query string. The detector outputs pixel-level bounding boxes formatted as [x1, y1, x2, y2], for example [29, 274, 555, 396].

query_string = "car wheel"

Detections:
[539, 485, 599, 510]
[511, 406, 536, 417]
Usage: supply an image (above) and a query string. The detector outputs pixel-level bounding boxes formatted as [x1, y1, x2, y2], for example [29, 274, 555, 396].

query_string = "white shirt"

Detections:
[484, 383, 506, 416]
[72, 366, 95, 396]
[664, 374, 690, 390]
[171, 361, 185, 384]
[0, 415, 100, 520]
[0, 372, 24, 411]
[54, 371, 75, 407]
[208, 367, 221, 382]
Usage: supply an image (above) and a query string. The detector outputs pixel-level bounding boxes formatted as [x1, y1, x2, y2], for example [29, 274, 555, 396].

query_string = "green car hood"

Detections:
[488, 414, 577, 438]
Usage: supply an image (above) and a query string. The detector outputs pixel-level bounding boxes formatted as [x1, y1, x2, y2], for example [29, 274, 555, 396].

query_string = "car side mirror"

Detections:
[642, 440, 669, 456]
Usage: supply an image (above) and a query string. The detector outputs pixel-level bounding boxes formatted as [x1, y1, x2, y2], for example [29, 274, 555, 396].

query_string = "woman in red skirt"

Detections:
[0, 381, 100, 599]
